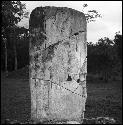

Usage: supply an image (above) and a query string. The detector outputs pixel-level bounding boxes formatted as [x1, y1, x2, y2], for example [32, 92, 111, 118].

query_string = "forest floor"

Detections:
[1, 68, 122, 124]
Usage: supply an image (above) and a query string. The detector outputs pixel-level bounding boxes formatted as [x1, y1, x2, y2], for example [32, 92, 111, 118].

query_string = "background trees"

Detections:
[114, 33, 122, 62]
[82, 4, 102, 23]
[1, 1, 29, 72]
[87, 33, 122, 82]
[1, 2, 122, 82]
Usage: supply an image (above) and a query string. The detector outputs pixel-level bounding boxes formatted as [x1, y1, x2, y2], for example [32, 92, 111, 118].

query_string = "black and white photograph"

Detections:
[1, 1, 122, 124]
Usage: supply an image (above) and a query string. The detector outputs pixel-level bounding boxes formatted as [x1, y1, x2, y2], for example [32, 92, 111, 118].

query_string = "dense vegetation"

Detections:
[2, 1, 122, 83]
[87, 34, 122, 82]
[1, 1, 29, 72]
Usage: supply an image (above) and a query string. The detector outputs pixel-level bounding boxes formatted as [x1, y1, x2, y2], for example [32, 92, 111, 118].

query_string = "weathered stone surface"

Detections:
[29, 6, 87, 123]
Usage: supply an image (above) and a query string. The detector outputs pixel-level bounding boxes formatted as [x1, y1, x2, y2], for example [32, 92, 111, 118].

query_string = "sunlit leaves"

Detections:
[2, 1, 29, 28]
[82, 4, 102, 23]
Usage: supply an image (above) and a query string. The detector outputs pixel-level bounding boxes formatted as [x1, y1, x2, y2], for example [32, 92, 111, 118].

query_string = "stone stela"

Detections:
[29, 6, 87, 123]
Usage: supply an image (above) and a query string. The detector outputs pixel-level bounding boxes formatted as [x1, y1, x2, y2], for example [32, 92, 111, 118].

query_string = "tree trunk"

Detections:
[104, 71, 108, 83]
[4, 38, 8, 76]
[13, 29, 17, 71]
[14, 42, 17, 71]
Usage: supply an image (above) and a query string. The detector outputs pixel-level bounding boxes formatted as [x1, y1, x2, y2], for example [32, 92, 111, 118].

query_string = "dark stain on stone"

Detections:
[63, 41, 70, 47]
[30, 31, 46, 48]
[67, 74, 72, 81]
[74, 32, 79, 36]
[42, 45, 54, 63]
[34, 53, 39, 62]
[76, 43, 78, 51]
[77, 79, 80, 83]
[50, 73, 53, 79]
[68, 58, 71, 64]
[30, 36, 36, 47]
[72, 30, 85, 37]
[42, 41, 61, 63]
[44, 6, 58, 20]
[34, 63, 40, 71]
[29, 7, 45, 30]
[29, 7, 46, 47]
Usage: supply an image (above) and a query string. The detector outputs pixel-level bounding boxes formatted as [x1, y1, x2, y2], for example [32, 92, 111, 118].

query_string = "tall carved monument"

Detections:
[29, 6, 87, 123]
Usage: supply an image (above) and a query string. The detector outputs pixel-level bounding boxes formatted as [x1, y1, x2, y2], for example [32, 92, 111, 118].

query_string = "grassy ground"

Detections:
[1, 69, 122, 124]
[85, 80, 122, 124]
[1, 69, 30, 124]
